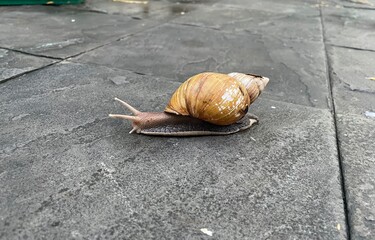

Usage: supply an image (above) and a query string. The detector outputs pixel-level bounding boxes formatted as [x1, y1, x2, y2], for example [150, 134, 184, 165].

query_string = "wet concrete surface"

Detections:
[0, 0, 374, 239]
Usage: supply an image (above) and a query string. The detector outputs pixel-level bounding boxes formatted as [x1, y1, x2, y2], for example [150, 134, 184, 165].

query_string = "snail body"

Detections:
[109, 72, 269, 136]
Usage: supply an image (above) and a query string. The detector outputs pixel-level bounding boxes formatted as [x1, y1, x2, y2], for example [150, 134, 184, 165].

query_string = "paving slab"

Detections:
[328, 46, 375, 239]
[0, 6, 164, 59]
[171, 3, 322, 42]
[70, 0, 168, 15]
[336, 114, 375, 239]
[74, 23, 329, 109]
[216, 0, 319, 12]
[0, 61, 177, 155]
[70, 0, 211, 19]
[0, 48, 56, 83]
[0, 61, 347, 239]
[335, 0, 375, 10]
[322, 5, 375, 51]
[328, 46, 375, 115]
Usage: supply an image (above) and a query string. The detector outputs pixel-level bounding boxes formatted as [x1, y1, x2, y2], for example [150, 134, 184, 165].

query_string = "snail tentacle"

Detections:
[129, 127, 139, 134]
[108, 114, 141, 134]
[109, 98, 144, 134]
[108, 114, 139, 121]
[114, 97, 140, 115]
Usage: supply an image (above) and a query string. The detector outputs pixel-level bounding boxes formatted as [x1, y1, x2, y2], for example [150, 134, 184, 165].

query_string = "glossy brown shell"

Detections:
[228, 72, 269, 104]
[165, 72, 251, 125]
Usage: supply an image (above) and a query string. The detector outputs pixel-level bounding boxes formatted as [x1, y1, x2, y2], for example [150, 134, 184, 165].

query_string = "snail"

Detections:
[109, 72, 269, 136]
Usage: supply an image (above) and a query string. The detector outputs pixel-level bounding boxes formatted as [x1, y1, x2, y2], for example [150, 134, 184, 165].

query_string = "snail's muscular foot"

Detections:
[109, 98, 259, 136]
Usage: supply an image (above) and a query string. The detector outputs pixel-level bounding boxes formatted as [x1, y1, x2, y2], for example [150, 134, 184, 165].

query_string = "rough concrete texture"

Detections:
[215, 0, 319, 10]
[0, 62, 178, 154]
[1, 62, 346, 240]
[74, 23, 329, 109]
[322, 5, 375, 51]
[336, 114, 375, 239]
[71, 0, 214, 18]
[0, 6, 163, 59]
[172, 3, 322, 42]
[1, 0, 375, 239]
[328, 46, 375, 115]
[331, 0, 375, 10]
[328, 45, 375, 239]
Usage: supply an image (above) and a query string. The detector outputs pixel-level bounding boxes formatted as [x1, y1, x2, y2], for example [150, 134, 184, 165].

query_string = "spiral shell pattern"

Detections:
[165, 72, 251, 125]
[228, 72, 269, 104]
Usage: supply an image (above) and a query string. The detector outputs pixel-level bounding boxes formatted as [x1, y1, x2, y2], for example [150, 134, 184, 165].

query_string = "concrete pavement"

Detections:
[1, 0, 374, 239]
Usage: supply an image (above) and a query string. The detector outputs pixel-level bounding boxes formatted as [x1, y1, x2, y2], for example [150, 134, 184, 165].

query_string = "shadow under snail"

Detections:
[109, 72, 269, 136]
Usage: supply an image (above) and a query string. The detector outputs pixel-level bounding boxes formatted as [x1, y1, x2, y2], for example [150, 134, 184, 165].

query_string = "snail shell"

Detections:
[228, 72, 268, 104]
[165, 72, 268, 125]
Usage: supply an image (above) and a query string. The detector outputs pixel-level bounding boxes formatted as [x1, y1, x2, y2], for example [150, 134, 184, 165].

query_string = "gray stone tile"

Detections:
[1, 62, 346, 239]
[329, 46, 375, 239]
[322, 6, 375, 51]
[0, 61, 177, 155]
[336, 114, 375, 240]
[171, 4, 322, 42]
[0, 6, 162, 58]
[0, 48, 56, 83]
[71, 0, 210, 18]
[336, 0, 375, 10]
[216, 0, 319, 12]
[74, 23, 329, 109]
[72, 0, 168, 15]
[329, 46, 375, 115]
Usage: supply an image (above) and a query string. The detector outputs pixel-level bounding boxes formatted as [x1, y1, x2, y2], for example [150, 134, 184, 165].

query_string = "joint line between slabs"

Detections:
[319, 3, 352, 240]
[0, 61, 62, 85]
[0, 47, 64, 60]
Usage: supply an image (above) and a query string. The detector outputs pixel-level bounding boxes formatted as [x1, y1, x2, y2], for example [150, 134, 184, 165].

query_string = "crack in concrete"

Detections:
[65, 6, 109, 15]
[279, 62, 315, 107]
[177, 56, 219, 79]
[343, 82, 375, 94]
[169, 21, 221, 31]
[343, 5, 375, 10]
[320, 4, 352, 240]
[329, 67, 375, 95]
[329, 44, 375, 53]
[215, 49, 231, 71]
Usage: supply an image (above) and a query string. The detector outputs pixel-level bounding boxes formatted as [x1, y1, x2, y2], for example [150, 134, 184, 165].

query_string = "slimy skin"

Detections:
[108, 98, 258, 136]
